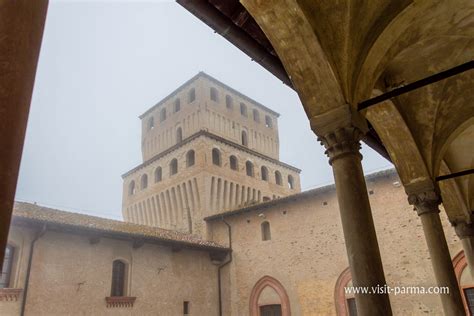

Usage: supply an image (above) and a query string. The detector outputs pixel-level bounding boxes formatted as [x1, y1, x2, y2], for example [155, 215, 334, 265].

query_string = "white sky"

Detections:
[15, 1, 392, 220]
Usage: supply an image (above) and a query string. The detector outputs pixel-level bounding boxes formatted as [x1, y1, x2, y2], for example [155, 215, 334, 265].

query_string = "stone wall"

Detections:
[209, 170, 462, 315]
[2, 226, 219, 316]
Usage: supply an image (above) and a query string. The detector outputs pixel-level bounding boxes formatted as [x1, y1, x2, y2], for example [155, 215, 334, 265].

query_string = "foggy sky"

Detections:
[15, 1, 392, 220]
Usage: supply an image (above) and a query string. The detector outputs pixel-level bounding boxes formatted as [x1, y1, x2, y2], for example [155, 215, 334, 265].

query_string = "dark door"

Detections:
[260, 304, 282, 316]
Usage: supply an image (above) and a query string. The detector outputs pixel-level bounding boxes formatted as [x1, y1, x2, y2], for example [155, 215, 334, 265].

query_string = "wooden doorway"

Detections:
[260, 304, 282, 316]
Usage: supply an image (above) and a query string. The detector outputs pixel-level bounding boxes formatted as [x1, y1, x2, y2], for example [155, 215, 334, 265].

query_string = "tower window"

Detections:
[170, 159, 178, 176]
[265, 115, 273, 128]
[261, 166, 269, 181]
[210, 87, 219, 102]
[160, 108, 167, 122]
[188, 88, 195, 103]
[174, 99, 181, 112]
[212, 148, 221, 166]
[186, 150, 195, 167]
[128, 181, 136, 196]
[147, 117, 154, 130]
[226, 95, 233, 109]
[141, 174, 148, 190]
[275, 171, 282, 186]
[288, 175, 295, 189]
[155, 167, 162, 183]
[0, 245, 14, 288]
[176, 127, 183, 143]
[253, 109, 260, 122]
[229, 155, 238, 171]
[246, 161, 254, 177]
[240, 103, 247, 117]
[111, 260, 126, 297]
[261, 221, 271, 241]
[241, 130, 248, 147]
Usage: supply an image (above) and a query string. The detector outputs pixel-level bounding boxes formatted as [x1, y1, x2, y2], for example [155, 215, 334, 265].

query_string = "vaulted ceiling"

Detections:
[178, 0, 474, 223]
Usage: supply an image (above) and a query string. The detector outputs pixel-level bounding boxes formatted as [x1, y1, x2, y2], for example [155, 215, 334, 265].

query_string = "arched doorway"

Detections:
[249, 275, 291, 316]
[453, 251, 474, 314]
[334, 267, 357, 316]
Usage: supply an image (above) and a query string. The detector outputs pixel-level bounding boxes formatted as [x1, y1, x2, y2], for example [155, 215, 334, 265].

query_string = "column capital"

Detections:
[309, 104, 368, 164]
[454, 221, 474, 239]
[407, 189, 441, 216]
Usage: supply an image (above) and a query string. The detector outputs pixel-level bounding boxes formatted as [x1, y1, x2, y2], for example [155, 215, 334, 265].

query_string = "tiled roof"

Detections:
[204, 168, 398, 221]
[12, 202, 228, 252]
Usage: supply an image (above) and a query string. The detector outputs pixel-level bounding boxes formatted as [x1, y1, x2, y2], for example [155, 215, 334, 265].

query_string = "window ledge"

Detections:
[0, 288, 22, 301]
[105, 296, 136, 308]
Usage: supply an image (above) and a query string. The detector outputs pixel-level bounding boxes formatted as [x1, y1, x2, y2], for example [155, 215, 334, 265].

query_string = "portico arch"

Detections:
[249, 275, 291, 316]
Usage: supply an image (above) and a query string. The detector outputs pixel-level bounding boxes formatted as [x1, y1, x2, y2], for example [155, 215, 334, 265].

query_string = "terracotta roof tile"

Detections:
[13, 202, 228, 252]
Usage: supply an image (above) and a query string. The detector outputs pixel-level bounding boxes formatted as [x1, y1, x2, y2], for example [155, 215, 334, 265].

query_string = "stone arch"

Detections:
[334, 267, 354, 316]
[452, 250, 474, 315]
[249, 275, 291, 316]
[453, 250, 467, 284]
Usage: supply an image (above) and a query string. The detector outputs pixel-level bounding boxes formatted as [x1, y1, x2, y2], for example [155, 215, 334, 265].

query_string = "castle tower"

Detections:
[121, 72, 301, 235]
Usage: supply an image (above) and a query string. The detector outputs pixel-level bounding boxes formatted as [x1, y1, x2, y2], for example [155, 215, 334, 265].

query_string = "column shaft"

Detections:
[332, 152, 392, 316]
[419, 212, 464, 315]
[409, 191, 464, 315]
[461, 237, 474, 278]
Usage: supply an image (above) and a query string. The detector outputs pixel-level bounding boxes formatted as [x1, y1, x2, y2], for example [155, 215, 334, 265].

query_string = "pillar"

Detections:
[455, 221, 474, 278]
[311, 105, 392, 316]
[0, 0, 49, 266]
[408, 190, 464, 315]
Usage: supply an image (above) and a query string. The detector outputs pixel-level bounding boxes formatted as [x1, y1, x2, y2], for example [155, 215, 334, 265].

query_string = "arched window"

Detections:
[275, 171, 282, 185]
[246, 161, 254, 177]
[212, 148, 221, 166]
[253, 109, 260, 122]
[174, 98, 181, 112]
[226, 95, 233, 109]
[147, 117, 154, 130]
[188, 88, 195, 103]
[265, 115, 273, 128]
[0, 244, 15, 288]
[140, 174, 148, 190]
[187, 150, 195, 167]
[261, 166, 269, 181]
[229, 155, 238, 171]
[154, 167, 162, 183]
[288, 175, 295, 189]
[176, 127, 183, 143]
[241, 130, 248, 147]
[170, 158, 178, 176]
[210, 87, 219, 102]
[261, 221, 271, 241]
[160, 108, 167, 122]
[240, 103, 247, 117]
[111, 260, 126, 297]
[128, 181, 136, 196]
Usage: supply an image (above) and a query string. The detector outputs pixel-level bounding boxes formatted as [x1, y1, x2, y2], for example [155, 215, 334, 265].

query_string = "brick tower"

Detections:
[121, 72, 300, 236]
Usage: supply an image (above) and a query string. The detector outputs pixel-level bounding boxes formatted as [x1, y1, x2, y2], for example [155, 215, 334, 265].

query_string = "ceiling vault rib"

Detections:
[358, 60, 474, 111]
[436, 169, 474, 182]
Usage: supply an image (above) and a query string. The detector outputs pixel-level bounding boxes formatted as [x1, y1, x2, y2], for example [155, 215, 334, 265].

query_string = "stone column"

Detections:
[311, 105, 392, 316]
[0, 0, 49, 266]
[408, 190, 465, 315]
[455, 221, 474, 278]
